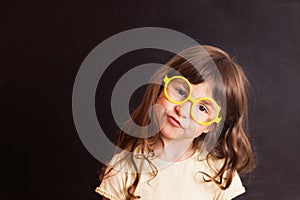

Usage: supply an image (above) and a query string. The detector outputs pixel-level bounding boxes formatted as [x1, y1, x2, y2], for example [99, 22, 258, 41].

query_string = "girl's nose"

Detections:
[175, 101, 192, 118]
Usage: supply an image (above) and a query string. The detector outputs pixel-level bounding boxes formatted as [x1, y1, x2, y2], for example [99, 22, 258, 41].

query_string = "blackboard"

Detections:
[1, 0, 300, 199]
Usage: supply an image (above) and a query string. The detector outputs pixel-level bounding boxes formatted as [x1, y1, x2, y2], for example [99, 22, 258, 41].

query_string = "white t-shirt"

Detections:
[96, 150, 245, 200]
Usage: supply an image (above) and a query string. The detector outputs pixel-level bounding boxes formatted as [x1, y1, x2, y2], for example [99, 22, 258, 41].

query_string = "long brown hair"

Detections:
[99, 45, 256, 199]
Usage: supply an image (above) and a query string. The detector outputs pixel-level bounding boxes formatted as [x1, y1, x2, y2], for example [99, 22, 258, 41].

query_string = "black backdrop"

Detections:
[1, 0, 300, 199]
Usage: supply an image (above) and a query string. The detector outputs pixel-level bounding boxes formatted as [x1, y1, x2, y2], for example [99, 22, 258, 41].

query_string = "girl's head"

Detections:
[120, 45, 246, 152]
[106, 45, 255, 198]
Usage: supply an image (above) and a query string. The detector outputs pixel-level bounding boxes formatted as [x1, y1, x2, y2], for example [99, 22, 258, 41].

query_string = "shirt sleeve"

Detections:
[216, 171, 246, 200]
[95, 153, 128, 200]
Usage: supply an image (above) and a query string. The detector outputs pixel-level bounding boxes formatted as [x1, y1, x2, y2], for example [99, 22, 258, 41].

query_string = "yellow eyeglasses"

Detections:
[163, 75, 222, 125]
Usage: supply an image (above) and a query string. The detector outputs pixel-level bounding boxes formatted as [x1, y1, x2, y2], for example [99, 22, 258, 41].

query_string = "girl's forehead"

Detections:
[190, 82, 212, 99]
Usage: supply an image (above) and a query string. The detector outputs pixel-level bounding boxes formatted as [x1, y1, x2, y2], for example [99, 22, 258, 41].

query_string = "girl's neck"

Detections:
[153, 136, 196, 162]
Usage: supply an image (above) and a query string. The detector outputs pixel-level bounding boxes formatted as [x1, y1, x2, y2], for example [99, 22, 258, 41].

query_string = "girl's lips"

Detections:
[167, 115, 181, 128]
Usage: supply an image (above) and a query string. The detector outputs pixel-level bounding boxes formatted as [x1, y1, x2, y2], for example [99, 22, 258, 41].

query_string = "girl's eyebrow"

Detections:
[197, 100, 214, 108]
[181, 83, 190, 91]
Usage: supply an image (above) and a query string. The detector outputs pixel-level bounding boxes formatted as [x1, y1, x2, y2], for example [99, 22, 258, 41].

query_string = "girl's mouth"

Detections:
[167, 115, 181, 128]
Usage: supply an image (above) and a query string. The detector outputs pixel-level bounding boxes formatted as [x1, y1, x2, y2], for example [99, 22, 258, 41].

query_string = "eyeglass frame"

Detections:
[162, 75, 222, 126]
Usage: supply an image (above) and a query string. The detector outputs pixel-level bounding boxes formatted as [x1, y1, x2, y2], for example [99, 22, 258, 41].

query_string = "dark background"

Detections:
[1, 0, 300, 199]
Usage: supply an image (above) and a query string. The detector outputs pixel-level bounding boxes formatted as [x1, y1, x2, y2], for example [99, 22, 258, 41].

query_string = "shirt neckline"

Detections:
[151, 149, 200, 166]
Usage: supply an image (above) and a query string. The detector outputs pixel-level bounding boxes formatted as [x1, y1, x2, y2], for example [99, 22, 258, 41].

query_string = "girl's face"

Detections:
[155, 81, 212, 141]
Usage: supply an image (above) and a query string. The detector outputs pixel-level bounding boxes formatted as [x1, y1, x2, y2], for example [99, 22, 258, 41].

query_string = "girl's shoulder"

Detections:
[105, 149, 156, 174]
[201, 155, 246, 199]
[188, 151, 226, 174]
[205, 155, 226, 172]
[104, 150, 134, 172]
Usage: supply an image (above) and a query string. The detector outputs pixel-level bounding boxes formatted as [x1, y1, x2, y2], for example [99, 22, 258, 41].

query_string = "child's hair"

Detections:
[99, 45, 256, 199]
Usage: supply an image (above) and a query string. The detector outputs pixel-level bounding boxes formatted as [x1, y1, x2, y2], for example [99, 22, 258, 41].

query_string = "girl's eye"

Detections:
[176, 88, 187, 97]
[199, 105, 208, 113]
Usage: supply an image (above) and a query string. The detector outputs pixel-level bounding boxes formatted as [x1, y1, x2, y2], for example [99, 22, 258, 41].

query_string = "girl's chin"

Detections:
[160, 124, 203, 140]
[159, 125, 183, 137]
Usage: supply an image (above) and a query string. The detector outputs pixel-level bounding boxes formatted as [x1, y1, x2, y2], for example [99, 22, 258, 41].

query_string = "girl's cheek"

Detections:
[184, 121, 204, 137]
[185, 122, 198, 133]
[153, 103, 167, 128]
[156, 97, 173, 113]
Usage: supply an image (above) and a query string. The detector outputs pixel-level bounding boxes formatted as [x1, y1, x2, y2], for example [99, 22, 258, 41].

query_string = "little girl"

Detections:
[96, 45, 256, 200]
